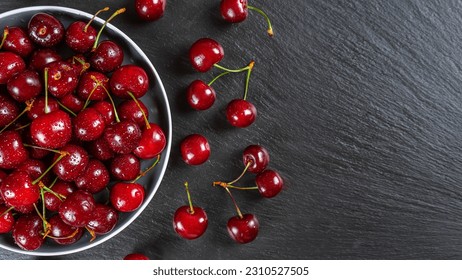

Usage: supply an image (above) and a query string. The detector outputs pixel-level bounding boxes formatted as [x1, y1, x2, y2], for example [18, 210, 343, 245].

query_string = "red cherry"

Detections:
[6, 70, 42, 102]
[0, 52, 26, 84]
[46, 61, 80, 98]
[242, 145, 269, 173]
[48, 214, 84, 245]
[58, 190, 96, 227]
[1, 26, 35, 58]
[0, 130, 28, 169]
[189, 38, 224, 72]
[124, 253, 149, 260]
[90, 40, 124, 73]
[103, 120, 142, 154]
[74, 159, 110, 194]
[227, 213, 259, 244]
[255, 169, 283, 198]
[135, 0, 166, 21]
[86, 204, 119, 235]
[29, 48, 62, 71]
[133, 123, 166, 159]
[226, 99, 257, 128]
[59, 92, 85, 114]
[73, 108, 106, 141]
[186, 80, 216, 110]
[52, 144, 89, 182]
[110, 65, 149, 99]
[12, 214, 44, 251]
[173, 206, 208, 240]
[28, 13, 65, 47]
[180, 134, 210, 165]
[220, 0, 248, 23]
[110, 182, 145, 212]
[0, 205, 14, 233]
[77, 71, 109, 102]
[30, 110, 72, 149]
[110, 154, 141, 181]
[44, 180, 75, 212]
[0, 171, 39, 208]
[118, 99, 149, 129]
[27, 96, 59, 120]
[16, 159, 47, 182]
[87, 137, 114, 161]
[0, 93, 19, 127]
[65, 21, 97, 53]
[91, 100, 115, 125]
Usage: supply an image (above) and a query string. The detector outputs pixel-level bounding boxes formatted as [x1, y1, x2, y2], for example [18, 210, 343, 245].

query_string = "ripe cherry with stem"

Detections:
[173, 182, 208, 240]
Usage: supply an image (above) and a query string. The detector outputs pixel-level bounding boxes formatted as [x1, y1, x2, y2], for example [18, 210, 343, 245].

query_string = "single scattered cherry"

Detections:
[135, 0, 166, 21]
[227, 213, 259, 244]
[180, 134, 210, 165]
[226, 99, 257, 128]
[189, 38, 224, 72]
[220, 0, 274, 36]
[173, 182, 208, 240]
[186, 80, 216, 110]
[242, 144, 269, 173]
[255, 169, 283, 198]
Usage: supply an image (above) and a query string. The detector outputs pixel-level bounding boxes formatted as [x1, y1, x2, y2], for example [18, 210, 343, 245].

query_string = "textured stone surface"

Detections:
[2, 0, 462, 259]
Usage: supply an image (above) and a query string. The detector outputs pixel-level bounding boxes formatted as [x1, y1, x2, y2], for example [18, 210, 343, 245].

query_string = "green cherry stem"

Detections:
[184, 182, 195, 214]
[224, 187, 243, 219]
[0, 206, 14, 218]
[213, 63, 252, 73]
[247, 5, 274, 37]
[89, 76, 120, 122]
[0, 99, 34, 134]
[56, 100, 77, 117]
[208, 71, 231, 86]
[92, 7, 126, 50]
[127, 91, 151, 129]
[0, 27, 8, 49]
[44, 68, 50, 114]
[32, 151, 69, 185]
[243, 60, 255, 101]
[85, 7, 110, 32]
[131, 155, 161, 183]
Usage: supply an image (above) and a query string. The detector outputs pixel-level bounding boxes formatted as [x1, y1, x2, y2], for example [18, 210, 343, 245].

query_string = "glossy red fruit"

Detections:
[180, 134, 210, 165]
[173, 205, 208, 240]
[6, 70, 42, 102]
[220, 0, 248, 23]
[110, 182, 145, 212]
[118, 99, 149, 129]
[227, 213, 259, 244]
[44, 180, 75, 212]
[186, 80, 216, 110]
[16, 159, 46, 182]
[87, 137, 114, 161]
[135, 0, 166, 21]
[0, 205, 14, 233]
[0, 52, 26, 84]
[59, 92, 85, 114]
[12, 214, 44, 251]
[133, 123, 166, 159]
[28, 13, 65, 47]
[243, 145, 269, 173]
[189, 38, 224, 72]
[29, 48, 62, 71]
[77, 71, 109, 101]
[0, 130, 28, 169]
[52, 144, 89, 182]
[67, 54, 90, 76]
[110, 65, 149, 99]
[1, 26, 35, 58]
[65, 21, 97, 53]
[74, 108, 105, 141]
[255, 169, 283, 198]
[48, 214, 84, 245]
[90, 40, 124, 73]
[74, 159, 110, 194]
[58, 190, 96, 227]
[46, 61, 80, 98]
[91, 100, 114, 125]
[226, 99, 257, 128]
[27, 96, 59, 120]
[103, 120, 142, 154]
[86, 204, 118, 235]
[110, 154, 140, 181]
[30, 110, 72, 148]
[0, 93, 19, 127]
[124, 253, 149, 260]
[0, 171, 39, 208]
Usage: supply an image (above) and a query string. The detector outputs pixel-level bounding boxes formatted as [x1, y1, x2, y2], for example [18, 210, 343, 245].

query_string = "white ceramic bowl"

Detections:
[0, 6, 172, 256]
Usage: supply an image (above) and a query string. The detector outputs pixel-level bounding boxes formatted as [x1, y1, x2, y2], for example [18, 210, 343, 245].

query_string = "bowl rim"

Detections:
[0, 5, 172, 256]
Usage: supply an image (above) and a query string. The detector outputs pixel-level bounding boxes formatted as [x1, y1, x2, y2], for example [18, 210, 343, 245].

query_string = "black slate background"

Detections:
[2, 0, 462, 259]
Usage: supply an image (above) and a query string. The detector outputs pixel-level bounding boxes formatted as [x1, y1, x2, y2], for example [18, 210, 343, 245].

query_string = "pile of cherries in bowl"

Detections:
[0, 7, 168, 253]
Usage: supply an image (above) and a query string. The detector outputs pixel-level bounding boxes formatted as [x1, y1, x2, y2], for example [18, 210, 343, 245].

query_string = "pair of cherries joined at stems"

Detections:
[0, 7, 167, 251]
